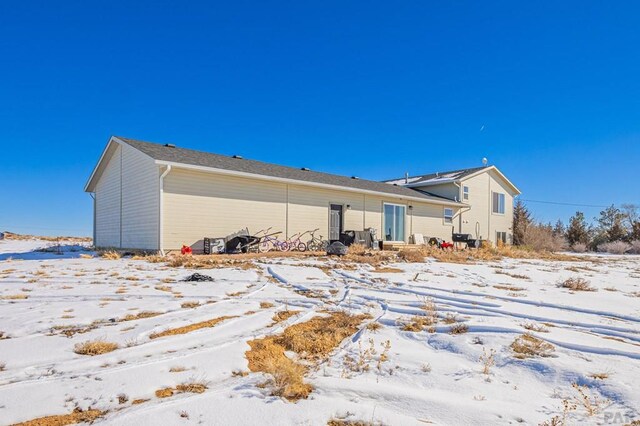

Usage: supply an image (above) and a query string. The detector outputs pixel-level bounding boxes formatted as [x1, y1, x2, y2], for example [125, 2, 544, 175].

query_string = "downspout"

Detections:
[89, 193, 96, 247]
[159, 165, 172, 255]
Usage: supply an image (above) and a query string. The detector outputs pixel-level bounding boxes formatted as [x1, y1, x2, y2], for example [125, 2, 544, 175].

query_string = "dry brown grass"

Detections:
[155, 380, 208, 398]
[169, 366, 187, 373]
[372, 267, 404, 273]
[246, 312, 369, 401]
[260, 302, 275, 309]
[13, 408, 106, 426]
[589, 372, 610, 380]
[3, 232, 91, 242]
[511, 333, 555, 358]
[449, 323, 469, 334]
[100, 250, 121, 260]
[180, 301, 200, 309]
[246, 338, 312, 400]
[348, 243, 367, 255]
[131, 398, 149, 405]
[521, 322, 549, 333]
[557, 277, 596, 292]
[271, 310, 300, 325]
[401, 298, 438, 332]
[0, 293, 29, 300]
[120, 311, 161, 322]
[493, 284, 526, 291]
[327, 420, 379, 426]
[149, 316, 236, 339]
[397, 249, 425, 263]
[74, 339, 119, 356]
[494, 270, 530, 279]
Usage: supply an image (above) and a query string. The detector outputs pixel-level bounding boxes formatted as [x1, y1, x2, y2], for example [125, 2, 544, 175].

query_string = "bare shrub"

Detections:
[572, 383, 609, 417]
[510, 333, 554, 358]
[479, 348, 496, 376]
[557, 277, 596, 292]
[598, 241, 631, 254]
[629, 240, 640, 254]
[74, 339, 119, 356]
[520, 223, 567, 252]
[0, 361, 5, 371]
[571, 243, 588, 253]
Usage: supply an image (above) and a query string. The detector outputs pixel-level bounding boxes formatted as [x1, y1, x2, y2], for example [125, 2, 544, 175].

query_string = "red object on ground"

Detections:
[181, 245, 193, 255]
[440, 242, 454, 249]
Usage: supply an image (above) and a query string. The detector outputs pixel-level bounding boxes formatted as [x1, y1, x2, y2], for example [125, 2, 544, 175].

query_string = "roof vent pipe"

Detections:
[164, 143, 176, 148]
[301, 167, 310, 171]
[351, 176, 359, 180]
[232, 155, 243, 159]
[405, 172, 409, 184]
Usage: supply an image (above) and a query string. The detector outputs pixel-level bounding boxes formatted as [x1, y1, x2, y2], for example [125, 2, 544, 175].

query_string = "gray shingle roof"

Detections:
[117, 137, 461, 204]
[383, 166, 488, 186]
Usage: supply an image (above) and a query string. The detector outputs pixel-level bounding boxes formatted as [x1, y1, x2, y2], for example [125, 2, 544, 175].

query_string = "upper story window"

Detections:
[463, 186, 469, 200]
[444, 207, 453, 224]
[492, 192, 505, 214]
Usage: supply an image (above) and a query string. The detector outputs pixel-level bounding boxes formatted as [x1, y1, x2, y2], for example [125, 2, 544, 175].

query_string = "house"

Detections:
[384, 165, 521, 245]
[84, 136, 468, 252]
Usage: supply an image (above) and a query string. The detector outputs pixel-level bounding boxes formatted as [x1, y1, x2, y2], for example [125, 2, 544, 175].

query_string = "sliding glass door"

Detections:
[383, 203, 406, 241]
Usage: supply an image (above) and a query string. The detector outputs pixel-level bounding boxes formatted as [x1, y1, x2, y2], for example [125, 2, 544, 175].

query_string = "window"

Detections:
[492, 192, 505, 214]
[463, 186, 469, 200]
[496, 231, 507, 245]
[444, 208, 453, 224]
[383, 204, 406, 241]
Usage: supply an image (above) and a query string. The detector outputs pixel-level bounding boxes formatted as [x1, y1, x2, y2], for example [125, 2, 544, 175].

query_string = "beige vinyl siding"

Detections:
[162, 168, 459, 251]
[411, 203, 454, 240]
[121, 143, 159, 250]
[163, 168, 287, 251]
[458, 169, 515, 244]
[287, 185, 365, 239]
[95, 145, 122, 248]
[412, 182, 460, 201]
[94, 143, 160, 249]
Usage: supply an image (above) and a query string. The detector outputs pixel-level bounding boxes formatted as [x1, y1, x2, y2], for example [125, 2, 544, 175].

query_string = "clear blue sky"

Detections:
[1, 1, 639, 236]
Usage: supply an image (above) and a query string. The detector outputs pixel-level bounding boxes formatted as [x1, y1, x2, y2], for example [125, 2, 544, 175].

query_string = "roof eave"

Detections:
[154, 160, 465, 207]
[459, 166, 521, 195]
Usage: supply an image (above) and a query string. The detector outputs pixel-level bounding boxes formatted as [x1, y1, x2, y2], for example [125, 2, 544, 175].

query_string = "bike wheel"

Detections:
[258, 241, 271, 253]
[278, 241, 290, 252]
[297, 242, 307, 252]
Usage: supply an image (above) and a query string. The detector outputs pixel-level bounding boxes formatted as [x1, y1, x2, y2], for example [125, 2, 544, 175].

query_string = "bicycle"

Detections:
[284, 231, 311, 252]
[257, 230, 288, 252]
[306, 228, 328, 251]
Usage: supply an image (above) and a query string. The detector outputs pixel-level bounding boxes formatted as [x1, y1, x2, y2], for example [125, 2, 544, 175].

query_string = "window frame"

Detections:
[443, 207, 454, 225]
[492, 191, 506, 215]
[463, 186, 469, 201]
[382, 202, 407, 242]
[496, 231, 507, 244]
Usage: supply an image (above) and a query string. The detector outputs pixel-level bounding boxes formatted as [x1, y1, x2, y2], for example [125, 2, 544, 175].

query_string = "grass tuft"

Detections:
[511, 333, 555, 358]
[149, 316, 236, 339]
[74, 339, 119, 356]
[557, 277, 596, 292]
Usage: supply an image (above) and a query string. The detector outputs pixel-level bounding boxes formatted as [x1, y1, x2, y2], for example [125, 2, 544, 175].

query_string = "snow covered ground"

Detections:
[0, 238, 639, 425]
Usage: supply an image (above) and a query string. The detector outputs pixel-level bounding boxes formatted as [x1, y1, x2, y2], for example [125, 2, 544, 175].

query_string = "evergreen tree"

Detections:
[512, 199, 532, 246]
[566, 211, 590, 246]
[596, 205, 626, 242]
[552, 220, 565, 237]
